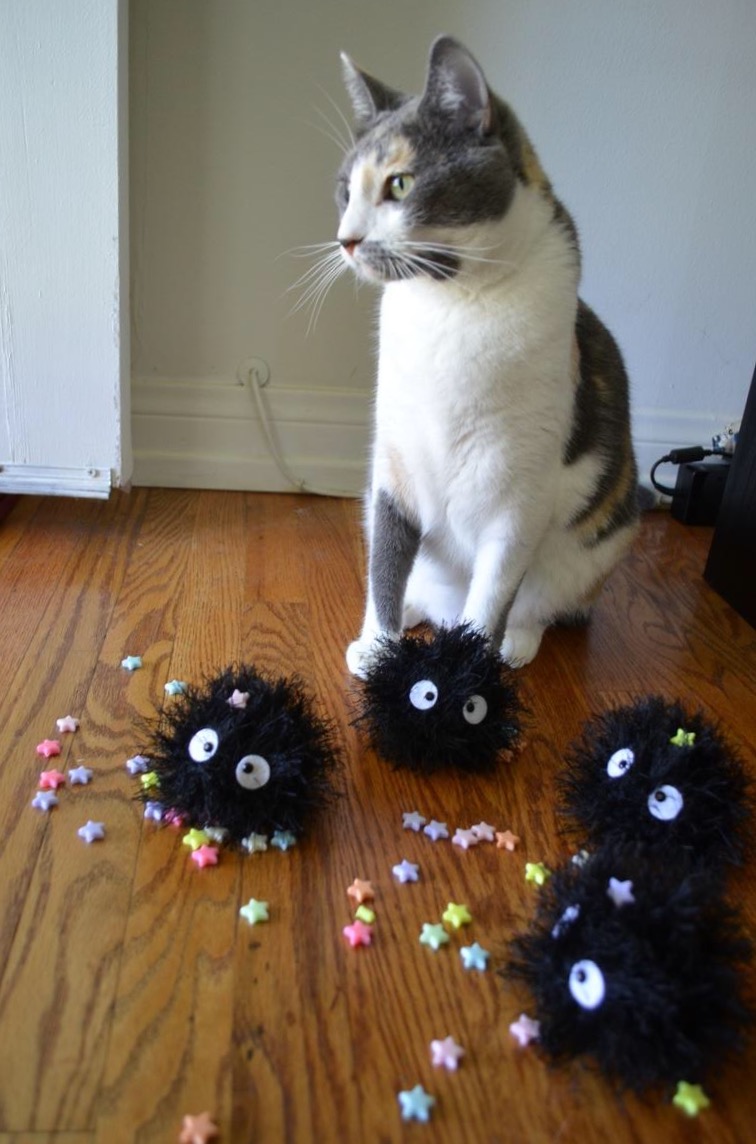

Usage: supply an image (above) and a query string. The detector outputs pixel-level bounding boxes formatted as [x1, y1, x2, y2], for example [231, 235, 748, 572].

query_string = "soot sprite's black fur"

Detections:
[140, 665, 339, 843]
[507, 844, 752, 1092]
[355, 623, 522, 772]
[558, 696, 752, 869]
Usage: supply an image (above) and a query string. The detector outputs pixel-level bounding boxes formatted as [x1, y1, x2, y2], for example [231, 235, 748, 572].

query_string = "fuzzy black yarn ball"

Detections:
[140, 665, 339, 843]
[354, 623, 523, 772]
[508, 844, 751, 1092]
[558, 696, 752, 868]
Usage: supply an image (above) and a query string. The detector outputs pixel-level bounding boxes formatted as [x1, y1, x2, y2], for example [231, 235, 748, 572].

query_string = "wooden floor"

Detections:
[0, 489, 754, 1144]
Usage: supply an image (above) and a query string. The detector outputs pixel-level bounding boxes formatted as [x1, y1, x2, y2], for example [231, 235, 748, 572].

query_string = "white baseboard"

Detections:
[132, 375, 733, 500]
[0, 464, 112, 498]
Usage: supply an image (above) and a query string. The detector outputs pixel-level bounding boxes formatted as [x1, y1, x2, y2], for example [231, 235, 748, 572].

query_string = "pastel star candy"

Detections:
[442, 902, 472, 930]
[525, 862, 551, 887]
[270, 829, 297, 851]
[452, 828, 479, 850]
[126, 754, 150, 774]
[121, 655, 142, 671]
[69, 765, 93, 785]
[241, 832, 268, 854]
[509, 1013, 541, 1046]
[430, 1035, 465, 1070]
[392, 859, 419, 884]
[164, 808, 188, 828]
[39, 769, 66, 790]
[36, 740, 61, 759]
[140, 771, 160, 791]
[423, 819, 449, 841]
[398, 1084, 436, 1123]
[347, 878, 374, 904]
[342, 919, 373, 947]
[471, 821, 496, 842]
[78, 820, 105, 844]
[606, 877, 635, 908]
[460, 942, 489, 971]
[227, 689, 250, 709]
[239, 898, 269, 925]
[355, 904, 376, 924]
[32, 790, 59, 811]
[402, 810, 426, 831]
[203, 826, 228, 845]
[571, 849, 590, 868]
[182, 828, 210, 851]
[191, 844, 219, 868]
[670, 728, 696, 748]
[672, 1081, 710, 1117]
[144, 801, 163, 822]
[56, 715, 79, 733]
[164, 679, 187, 696]
[419, 923, 449, 951]
[496, 829, 520, 851]
[179, 1111, 220, 1144]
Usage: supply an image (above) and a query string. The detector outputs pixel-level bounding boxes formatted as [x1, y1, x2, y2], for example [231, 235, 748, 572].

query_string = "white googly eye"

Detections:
[235, 755, 271, 791]
[648, 784, 684, 821]
[462, 694, 488, 725]
[188, 728, 219, 763]
[606, 747, 635, 779]
[409, 680, 438, 710]
[568, 959, 606, 1010]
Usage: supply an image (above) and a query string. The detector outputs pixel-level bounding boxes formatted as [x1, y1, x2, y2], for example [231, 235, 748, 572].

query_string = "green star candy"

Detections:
[672, 1081, 710, 1117]
[239, 898, 270, 926]
[442, 902, 472, 930]
[525, 862, 551, 887]
[140, 771, 160, 792]
[670, 728, 696, 747]
[355, 904, 376, 925]
[419, 923, 450, 951]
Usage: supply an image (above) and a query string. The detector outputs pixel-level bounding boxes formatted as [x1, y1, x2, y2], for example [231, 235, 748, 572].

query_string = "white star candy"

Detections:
[227, 689, 250, 709]
[471, 821, 496, 842]
[56, 715, 79, 733]
[423, 819, 449, 841]
[77, 820, 105, 844]
[607, 877, 635, 908]
[452, 828, 479, 850]
[69, 765, 93, 785]
[402, 810, 426, 832]
[509, 1013, 541, 1046]
[430, 1035, 465, 1070]
[392, 858, 420, 883]
[241, 833, 268, 854]
[32, 791, 59, 811]
[126, 754, 150, 774]
[203, 826, 229, 844]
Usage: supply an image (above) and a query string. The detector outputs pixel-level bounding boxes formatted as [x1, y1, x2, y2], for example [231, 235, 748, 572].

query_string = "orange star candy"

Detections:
[496, 830, 520, 851]
[347, 877, 374, 905]
[178, 1111, 219, 1143]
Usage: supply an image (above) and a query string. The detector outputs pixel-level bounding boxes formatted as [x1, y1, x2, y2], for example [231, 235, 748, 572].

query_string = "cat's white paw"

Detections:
[346, 636, 390, 679]
[500, 627, 543, 668]
[402, 601, 427, 630]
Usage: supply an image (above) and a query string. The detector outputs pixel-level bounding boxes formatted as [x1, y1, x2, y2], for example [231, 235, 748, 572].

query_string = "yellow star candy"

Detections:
[239, 898, 269, 926]
[182, 827, 210, 851]
[442, 902, 472, 929]
[672, 1081, 710, 1117]
[355, 905, 376, 924]
[670, 728, 696, 747]
[140, 771, 160, 791]
[525, 862, 551, 887]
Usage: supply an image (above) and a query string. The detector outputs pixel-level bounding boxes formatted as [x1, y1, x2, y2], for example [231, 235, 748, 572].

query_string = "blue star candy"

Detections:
[121, 655, 143, 671]
[164, 679, 188, 696]
[398, 1084, 436, 1123]
[270, 830, 297, 851]
[460, 942, 490, 971]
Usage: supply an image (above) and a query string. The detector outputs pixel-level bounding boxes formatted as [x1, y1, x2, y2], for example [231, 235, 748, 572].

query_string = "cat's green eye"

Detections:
[387, 173, 415, 201]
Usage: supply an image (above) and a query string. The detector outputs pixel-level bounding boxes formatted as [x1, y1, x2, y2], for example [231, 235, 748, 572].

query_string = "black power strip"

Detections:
[650, 446, 732, 525]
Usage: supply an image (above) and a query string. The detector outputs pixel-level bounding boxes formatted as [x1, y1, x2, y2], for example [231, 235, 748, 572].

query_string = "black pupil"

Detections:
[425, 691, 434, 702]
[466, 701, 474, 711]
[655, 790, 666, 801]
[243, 763, 253, 773]
[204, 742, 212, 753]
[577, 970, 586, 983]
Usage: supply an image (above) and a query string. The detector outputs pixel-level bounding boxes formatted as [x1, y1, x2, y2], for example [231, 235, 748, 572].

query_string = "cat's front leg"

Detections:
[461, 533, 544, 668]
[346, 489, 421, 678]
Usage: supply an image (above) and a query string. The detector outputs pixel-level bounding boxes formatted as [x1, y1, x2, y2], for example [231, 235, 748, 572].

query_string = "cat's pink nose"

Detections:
[340, 237, 362, 257]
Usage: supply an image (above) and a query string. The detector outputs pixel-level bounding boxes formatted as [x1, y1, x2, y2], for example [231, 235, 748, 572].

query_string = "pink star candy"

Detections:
[452, 828, 479, 850]
[56, 715, 79, 734]
[39, 769, 66, 790]
[227, 689, 250, 709]
[342, 919, 373, 948]
[509, 1013, 541, 1047]
[179, 1112, 220, 1144]
[430, 1035, 465, 1070]
[36, 739, 61, 759]
[164, 808, 188, 828]
[190, 844, 219, 869]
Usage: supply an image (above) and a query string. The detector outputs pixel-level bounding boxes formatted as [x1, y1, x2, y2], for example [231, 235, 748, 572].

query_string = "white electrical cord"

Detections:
[243, 364, 360, 499]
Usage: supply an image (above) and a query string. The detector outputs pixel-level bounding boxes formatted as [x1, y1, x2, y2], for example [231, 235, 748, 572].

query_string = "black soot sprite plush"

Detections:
[140, 665, 339, 843]
[558, 696, 752, 869]
[355, 623, 522, 772]
[508, 844, 752, 1092]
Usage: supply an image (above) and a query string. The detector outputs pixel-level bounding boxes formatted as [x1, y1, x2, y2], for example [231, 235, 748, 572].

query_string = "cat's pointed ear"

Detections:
[340, 51, 405, 130]
[420, 36, 493, 134]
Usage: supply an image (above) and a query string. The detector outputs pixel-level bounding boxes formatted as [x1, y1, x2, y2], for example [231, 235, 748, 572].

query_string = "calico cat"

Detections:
[336, 36, 638, 675]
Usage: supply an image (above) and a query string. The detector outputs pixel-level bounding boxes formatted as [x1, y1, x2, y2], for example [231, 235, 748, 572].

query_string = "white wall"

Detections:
[131, 0, 756, 492]
[0, 0, 131, 498]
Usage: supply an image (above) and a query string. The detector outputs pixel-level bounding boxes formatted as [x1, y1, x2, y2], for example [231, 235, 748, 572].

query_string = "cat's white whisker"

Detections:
[315, 86, 356, 149]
